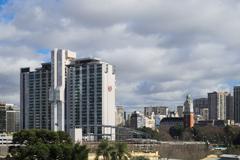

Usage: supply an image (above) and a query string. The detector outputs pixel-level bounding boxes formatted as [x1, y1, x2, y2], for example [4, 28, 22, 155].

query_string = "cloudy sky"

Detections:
[1, 0, 240, 111]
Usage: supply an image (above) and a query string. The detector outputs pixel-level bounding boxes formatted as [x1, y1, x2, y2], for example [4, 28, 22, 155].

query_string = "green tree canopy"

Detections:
[13, 129, 72, 145]
[9, 129, 89, 160]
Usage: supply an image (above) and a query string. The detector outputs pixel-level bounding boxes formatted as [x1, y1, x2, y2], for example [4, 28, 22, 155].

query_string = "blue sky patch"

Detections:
[36, 48, 50, 55]
[227, 80, 240, 87]
[0, 0, 7, 6]
[1, 13, 14, 23]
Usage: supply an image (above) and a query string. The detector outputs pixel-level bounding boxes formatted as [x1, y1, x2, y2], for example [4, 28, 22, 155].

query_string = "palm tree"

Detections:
[72, 144, 90, 160]
[95, 140, 115, 160]
[113, 142, 130, 160]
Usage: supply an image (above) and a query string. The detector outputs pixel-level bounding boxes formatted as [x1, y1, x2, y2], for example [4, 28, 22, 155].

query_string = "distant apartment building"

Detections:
[116, 106, 125, 127]
[130, 111, 155, 129]
[193, 98, 208, 120]
[208, 92, 230, 120]
[20, 48, 116, 141]
[193, 98, 208, 115]
[234, 86, 240, 123]
[200, 108, 209, 120]
[177, 106, 184, 117]
[144, 106, 168, 117]
[0, 103, 20, 133]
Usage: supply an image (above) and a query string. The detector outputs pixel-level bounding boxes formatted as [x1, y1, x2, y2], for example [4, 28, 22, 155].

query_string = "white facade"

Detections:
[102, 63, 116, 140]
[134, 111, 155, 129]
[70, 128, 82, 144]
[0, 134, 13, 144]
[49, 49, 76, 131]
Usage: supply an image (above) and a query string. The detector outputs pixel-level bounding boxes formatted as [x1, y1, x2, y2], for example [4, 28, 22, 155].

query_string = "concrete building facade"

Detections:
[193, 98, 208, 114]
[177, 106, 184, 117]
[234, 86, 240, 123]
[208, 92, 230, 120]
[116, 106, 125, 127]
[20, 63, 52, 130]
[0, 104, 20, 133]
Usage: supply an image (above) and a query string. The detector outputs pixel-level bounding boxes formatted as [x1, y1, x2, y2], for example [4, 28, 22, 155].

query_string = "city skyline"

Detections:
[1, 0, 240, 111]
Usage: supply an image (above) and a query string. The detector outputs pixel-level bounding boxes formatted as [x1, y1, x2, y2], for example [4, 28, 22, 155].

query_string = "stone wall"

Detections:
[85, 141, 208, 160]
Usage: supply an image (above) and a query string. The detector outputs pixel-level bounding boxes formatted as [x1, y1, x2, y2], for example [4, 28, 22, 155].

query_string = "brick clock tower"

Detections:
[183, 94, 195, 128]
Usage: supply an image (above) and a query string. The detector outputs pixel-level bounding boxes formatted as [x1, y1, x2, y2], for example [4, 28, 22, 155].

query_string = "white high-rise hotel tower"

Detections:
[20, 49, 116, 140]
[49, 49, 76, 132]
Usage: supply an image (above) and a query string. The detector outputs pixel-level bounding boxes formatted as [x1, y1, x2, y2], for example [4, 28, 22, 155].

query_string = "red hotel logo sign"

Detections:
[108, 86, 112, 92]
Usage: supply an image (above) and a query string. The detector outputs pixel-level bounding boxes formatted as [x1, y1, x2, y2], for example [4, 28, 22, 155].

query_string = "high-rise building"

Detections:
[66, 57, 116, 140]
[0, 104, 20, 132]
[20, 63, 52, 130]
[234, 86, 240, 123]
[208, 91, 229, 120]
[226, 94, 234, 120]
[20, 48, 116, 140]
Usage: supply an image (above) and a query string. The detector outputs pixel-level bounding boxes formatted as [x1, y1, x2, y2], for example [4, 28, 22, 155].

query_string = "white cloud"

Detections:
[0, 0, 240, 109]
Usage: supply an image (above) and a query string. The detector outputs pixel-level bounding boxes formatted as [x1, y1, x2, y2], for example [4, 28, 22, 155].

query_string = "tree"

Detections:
[224, 125, 240, 146]
[137, 127, 172, 141]
[169, 126, 184, 140]
[48, 144, 64, 160]
[193, 126, 225, 144]
[72, 144, 89, 160]
[95, 140, 115, 160]
[224, 145, 240, 155]
[181, 128, 193, 141]
[12, 129, 72, 145]
[10, 143, 50, 160]
[9, 129, 78, 160]
[112, 142, 130, 160]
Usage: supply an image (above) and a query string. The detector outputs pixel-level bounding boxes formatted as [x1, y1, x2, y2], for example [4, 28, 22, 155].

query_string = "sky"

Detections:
[1, 0, 240, 111]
